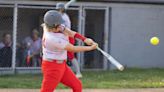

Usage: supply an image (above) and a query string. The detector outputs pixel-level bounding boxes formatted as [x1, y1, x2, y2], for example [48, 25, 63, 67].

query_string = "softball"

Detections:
[150, 37, 159, 45]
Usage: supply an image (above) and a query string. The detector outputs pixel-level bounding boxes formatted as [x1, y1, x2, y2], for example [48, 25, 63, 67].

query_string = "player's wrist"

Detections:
[86, 46, 93, 51]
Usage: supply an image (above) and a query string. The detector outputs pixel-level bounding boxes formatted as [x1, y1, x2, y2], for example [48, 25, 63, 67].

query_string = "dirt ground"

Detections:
[0, 88, 164, 92]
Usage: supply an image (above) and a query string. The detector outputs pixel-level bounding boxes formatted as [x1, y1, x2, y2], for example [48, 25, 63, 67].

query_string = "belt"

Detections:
[43, 58, 65, 64]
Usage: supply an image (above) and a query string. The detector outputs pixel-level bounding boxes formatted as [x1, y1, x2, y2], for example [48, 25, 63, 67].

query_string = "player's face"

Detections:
[54, 24, 64, 32]
[4, 34, 11, 45]
[59, 9, 65, 13]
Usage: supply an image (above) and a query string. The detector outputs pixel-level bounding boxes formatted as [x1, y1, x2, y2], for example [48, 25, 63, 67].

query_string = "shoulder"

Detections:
[38, 37, 42, 41]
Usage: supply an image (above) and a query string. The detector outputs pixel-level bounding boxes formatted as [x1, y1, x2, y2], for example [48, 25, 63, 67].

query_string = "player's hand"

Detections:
[84, 38, 95, 46]
[90, 42, 98, 50]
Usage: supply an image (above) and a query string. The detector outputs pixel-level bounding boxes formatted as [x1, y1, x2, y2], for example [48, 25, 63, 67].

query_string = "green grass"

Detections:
[0, 68, 164, 89]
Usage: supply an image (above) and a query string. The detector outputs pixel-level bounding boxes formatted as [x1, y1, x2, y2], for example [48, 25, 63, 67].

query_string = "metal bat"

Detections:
[65, 0, 76, 9]
[97, 47, 124, 71]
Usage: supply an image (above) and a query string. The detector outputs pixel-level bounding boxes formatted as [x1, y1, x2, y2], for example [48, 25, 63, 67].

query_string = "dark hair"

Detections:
[32, 29, 39, 35]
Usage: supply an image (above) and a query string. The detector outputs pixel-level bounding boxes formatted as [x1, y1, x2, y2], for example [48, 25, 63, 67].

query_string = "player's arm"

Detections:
[64, 43, 97, 52]
[63, 27, 96, 45]
[52, 35, 98, 52]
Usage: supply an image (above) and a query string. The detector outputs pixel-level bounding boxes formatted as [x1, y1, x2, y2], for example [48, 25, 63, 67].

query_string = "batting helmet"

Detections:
[43, 10, 64, 28]
[56, 3, 65, 9]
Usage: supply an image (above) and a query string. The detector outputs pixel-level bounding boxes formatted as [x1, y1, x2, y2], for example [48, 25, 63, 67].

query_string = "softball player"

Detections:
[41, 10, 97, 92]
[56, 2, 82, 78]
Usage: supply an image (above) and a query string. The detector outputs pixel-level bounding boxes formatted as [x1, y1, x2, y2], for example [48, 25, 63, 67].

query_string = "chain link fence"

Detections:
[0, 3, 81, 74]
[0, 7, 13, 68]
[0, 4, 52, 74]
[0, 2, 108, 74]
[17, 8, 47, 67]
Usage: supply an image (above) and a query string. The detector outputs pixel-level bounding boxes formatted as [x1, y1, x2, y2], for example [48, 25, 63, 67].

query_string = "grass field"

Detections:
[0, 68, 164, 89]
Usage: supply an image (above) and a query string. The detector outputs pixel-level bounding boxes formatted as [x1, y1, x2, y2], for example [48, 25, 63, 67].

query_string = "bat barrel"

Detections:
[117, 64, 124, 71]
[97, 46, 124, 71]
[109, 56, 124, 71]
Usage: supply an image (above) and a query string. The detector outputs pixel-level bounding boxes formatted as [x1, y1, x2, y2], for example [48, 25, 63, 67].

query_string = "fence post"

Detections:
[12, 3, 18, 74]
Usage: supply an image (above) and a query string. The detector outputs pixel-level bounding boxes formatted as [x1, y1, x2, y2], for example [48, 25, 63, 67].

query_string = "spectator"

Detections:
[22, 29, 42, 67]
[0, 33, 12, 67]
[16, 42, 24, 67]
